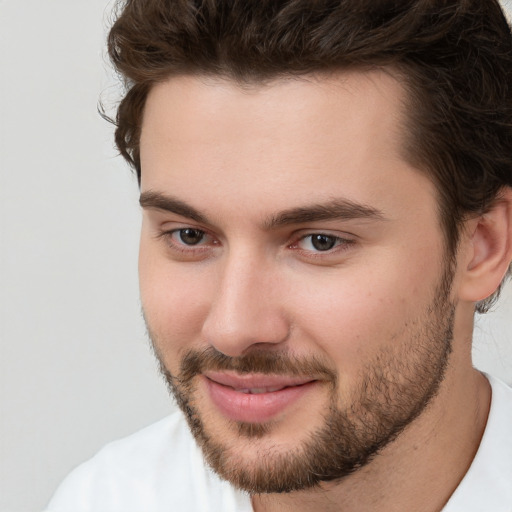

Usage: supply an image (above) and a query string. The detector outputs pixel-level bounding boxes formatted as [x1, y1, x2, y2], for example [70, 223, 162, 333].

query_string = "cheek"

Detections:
[138, 242, 213, 362]
[288, 261, 436, 377]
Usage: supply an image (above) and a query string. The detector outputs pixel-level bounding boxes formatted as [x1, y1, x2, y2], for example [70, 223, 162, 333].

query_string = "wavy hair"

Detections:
[107, 0, 512, 312]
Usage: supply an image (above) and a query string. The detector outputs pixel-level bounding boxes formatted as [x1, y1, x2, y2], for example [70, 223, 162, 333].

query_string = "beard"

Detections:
[147, 268, 455, 494]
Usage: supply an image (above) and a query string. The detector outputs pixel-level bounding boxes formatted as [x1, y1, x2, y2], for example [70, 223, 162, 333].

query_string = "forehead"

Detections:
[141, 71, 408, 169]
[139, 71, 434, 226]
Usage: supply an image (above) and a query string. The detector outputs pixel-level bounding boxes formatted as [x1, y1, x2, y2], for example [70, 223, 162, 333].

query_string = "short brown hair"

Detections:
[107, 0, 512, 312]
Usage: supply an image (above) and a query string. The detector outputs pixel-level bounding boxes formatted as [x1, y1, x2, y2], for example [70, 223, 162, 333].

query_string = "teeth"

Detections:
[236, 387, 284, 394]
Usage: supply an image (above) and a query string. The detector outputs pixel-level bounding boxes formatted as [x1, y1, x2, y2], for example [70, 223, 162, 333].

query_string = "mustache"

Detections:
[176, 346, 337, 384]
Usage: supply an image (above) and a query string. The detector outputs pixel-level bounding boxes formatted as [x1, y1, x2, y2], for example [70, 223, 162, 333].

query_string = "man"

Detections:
[48, 1, 512, 511]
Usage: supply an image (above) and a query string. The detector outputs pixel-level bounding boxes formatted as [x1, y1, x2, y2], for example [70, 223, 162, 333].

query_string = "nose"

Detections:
[200, 251, 290, 357]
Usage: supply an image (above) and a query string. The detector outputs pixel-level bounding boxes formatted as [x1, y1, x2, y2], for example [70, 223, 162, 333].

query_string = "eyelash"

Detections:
[158, 228, 216, 255]
[289, 233, 355, 256]
[158, 227, 355, 259]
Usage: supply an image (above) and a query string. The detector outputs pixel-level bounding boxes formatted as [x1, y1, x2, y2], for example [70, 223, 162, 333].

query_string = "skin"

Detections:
[137, 71, 507, 511]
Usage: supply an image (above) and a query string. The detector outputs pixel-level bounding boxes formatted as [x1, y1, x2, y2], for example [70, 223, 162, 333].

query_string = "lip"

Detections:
[203, 371, 318, 423]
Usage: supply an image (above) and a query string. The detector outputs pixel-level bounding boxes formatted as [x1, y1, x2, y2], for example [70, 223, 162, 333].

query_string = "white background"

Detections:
[1, 1, 511, 510]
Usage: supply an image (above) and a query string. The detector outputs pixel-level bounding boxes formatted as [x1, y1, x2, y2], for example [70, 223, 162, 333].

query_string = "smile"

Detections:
[203, 371, 318, 423]
[234, 386, 287, 394]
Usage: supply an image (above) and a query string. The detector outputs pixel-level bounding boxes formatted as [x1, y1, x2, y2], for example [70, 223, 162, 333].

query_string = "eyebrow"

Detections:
[140, 191, 207, 223]
[264, 200, 385, 228]
[139, 190, 386, 228]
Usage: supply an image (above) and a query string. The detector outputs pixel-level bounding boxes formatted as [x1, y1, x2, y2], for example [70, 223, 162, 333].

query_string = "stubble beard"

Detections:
[147, 268, 455, 494]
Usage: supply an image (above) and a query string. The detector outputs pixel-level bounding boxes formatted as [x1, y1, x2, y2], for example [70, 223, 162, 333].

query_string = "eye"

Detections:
[304, 234, 337, 251]
[293, 233, 353, 254]
[159, 227, 214, 250]
[158, 226, 217, 260]
[174, 228, 207, 246]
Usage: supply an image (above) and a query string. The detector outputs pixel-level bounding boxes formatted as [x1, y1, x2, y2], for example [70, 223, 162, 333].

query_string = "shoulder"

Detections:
[46, 410, 251, 512]
[488, 373, 512, 404]
[483, 374, 512, 447]
[480, 375, 512, 463]
[443, 374, 512, 512]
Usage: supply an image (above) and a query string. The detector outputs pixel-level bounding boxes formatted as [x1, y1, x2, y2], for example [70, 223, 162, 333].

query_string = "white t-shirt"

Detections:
[47, 375, 512, 512]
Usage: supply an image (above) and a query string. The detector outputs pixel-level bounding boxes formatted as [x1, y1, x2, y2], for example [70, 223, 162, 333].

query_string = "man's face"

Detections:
[138, 72, 455, 492]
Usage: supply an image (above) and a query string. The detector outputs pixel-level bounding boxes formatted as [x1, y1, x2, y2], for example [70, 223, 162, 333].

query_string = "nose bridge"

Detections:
[201, 246, 289, 356]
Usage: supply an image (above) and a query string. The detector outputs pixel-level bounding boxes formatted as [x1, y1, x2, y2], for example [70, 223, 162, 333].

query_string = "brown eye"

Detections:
[310, 234, 337, 251]
[294, 233, 353, 255]
[178, 228, 206, 245]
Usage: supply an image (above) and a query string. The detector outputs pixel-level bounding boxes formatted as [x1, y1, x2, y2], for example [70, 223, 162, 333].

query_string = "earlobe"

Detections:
[458, 187, 512, 304]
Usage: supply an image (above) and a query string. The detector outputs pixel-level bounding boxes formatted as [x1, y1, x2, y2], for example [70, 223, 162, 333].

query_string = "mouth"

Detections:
[229, 386, 292, 394]
[202, 371, 319, 423]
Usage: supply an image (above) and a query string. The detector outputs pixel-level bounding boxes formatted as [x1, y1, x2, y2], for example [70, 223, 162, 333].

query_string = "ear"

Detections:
[458, 187, 512, 304]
